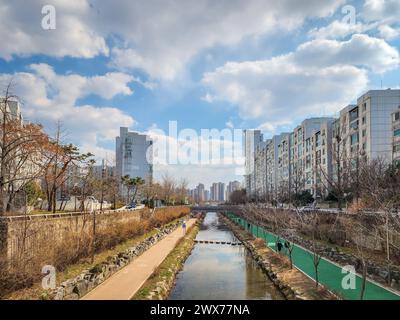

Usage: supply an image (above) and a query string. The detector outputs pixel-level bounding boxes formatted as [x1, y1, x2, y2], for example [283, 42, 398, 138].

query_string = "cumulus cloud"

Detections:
[308, 20, 375, 40]
[0, 0, 108, 60]
[202, 34, 399, 126]
[362, 0, 400, 23]
[142, 122, 245, 185]
[0, 64, 135, 156]
[308, 0, 400, 42]
[378, 24, 400, 40]
[0, 0, 345, 80]
[293, 34, 399, 73]
[104, 0, 345, 80]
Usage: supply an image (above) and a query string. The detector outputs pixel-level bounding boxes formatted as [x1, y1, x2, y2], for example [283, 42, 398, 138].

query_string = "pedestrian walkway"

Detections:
[227, 213, 400, 300]
[81, 218, 197, 300]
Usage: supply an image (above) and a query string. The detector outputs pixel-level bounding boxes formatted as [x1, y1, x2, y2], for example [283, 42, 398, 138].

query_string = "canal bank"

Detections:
[220, 214, 335, 300]
[225, 212, 400, 300]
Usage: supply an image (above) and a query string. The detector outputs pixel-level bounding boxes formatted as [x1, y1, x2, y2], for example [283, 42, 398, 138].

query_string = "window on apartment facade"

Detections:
[350, 120, 359, 130]
[394, 143, 400, 153]
[306, 155, 311, 168]
[351, 133, 359, 145]
[315, 132, 321, 147]
[362, 103, 366, 112]
[362, 116, 366, 125]
[362, 129, 366, 137]
[306, 138, 311, 152]
[395, 128, 400, 137]
[350, 107, 359, 122]
[394, 112, 400, 121]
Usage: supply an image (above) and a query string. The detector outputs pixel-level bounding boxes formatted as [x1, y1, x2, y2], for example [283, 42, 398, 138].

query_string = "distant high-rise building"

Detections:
[116, 127, 153, 185]
[210, 182, 226, 202]
[226, 180, 241, 201]
[204, 189, 210, 202]
[196, 183, 205, 203]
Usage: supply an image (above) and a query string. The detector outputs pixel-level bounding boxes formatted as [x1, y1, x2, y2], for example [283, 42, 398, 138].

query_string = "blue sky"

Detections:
[0, 0, 399, 188]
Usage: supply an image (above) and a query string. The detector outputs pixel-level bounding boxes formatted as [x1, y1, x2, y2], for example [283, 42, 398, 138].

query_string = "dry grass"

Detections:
[0, 206, 189, 298]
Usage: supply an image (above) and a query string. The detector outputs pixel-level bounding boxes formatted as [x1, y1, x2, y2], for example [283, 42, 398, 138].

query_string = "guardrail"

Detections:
[0, 206, 145, 222]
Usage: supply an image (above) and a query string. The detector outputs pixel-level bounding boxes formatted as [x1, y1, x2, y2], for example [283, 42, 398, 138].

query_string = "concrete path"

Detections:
[81, 218, 196, 300]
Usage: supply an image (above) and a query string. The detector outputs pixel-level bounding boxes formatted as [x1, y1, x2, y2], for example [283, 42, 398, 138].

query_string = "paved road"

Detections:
[81, 218, 197, 300]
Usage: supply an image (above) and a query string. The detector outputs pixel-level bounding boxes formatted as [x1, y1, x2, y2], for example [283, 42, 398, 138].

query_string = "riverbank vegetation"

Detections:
[225, 203, 400, 291]
[1, 207, 189, 299]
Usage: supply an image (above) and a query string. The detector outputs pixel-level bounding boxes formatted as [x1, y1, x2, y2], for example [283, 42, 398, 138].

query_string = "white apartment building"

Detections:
[243, 129, 263, 198]
[331, 90, 400, 177]
[276, 133, 291, 200]
[245, 89, 400, 203]
[254, 141, 268, 200]
[312, 119, 334, 198]
[116, 127, 153, 185]
[392, 109, 400, 165]
[266, 135, 282, 200]
[355, 89, 400, 161]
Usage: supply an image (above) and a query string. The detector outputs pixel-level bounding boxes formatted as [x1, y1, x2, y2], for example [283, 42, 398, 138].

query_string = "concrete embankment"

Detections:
[220, 214, 336, 300]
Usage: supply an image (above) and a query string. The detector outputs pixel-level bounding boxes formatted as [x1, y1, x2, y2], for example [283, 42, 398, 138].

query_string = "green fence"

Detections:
[226, 212, 400, 300]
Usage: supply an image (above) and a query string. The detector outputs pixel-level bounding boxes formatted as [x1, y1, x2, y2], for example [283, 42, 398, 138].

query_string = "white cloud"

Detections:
[104, 0, 345, 80]
[308, 1, 400, 42]
[378, 24, 400, 40]
[363, 0, 400, 23]
[293, 34, 399, 73]
[0, 64, 135, 156]
[202, 34, 399, 125]
[0, 0, 345, 80]
[225, 120, 234, 129]
[0, 1, 108, 60]
[308, 20, 375, 40]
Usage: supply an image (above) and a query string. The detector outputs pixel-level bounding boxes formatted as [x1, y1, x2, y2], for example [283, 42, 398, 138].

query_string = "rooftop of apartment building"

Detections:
[358, 88, 400, 102]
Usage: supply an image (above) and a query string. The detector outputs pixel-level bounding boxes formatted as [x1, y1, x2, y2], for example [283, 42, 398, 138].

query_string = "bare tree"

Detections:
[303, 210, 324, 288]
[40, 122, 92, 212]
[320, 123, 352, 211]
[175, 178, 189, 205]
[357, 158, 400, 285]
[0, 82, 48, 213]
[161, 172, 176, 205]
[229, 189, 246, 204]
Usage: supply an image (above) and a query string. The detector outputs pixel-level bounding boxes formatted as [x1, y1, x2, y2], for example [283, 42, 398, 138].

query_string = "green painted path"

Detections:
[227, 212, 400, 300]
